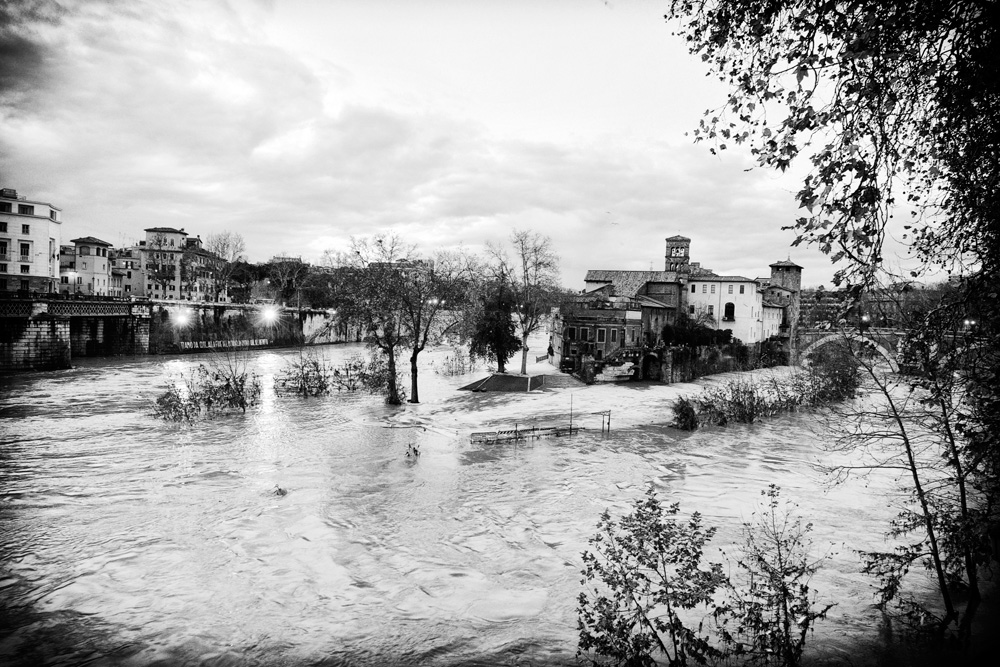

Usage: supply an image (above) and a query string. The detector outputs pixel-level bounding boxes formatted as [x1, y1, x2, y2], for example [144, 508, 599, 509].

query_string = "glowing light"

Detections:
[175, 311, 191, 326]
[261, 306, 279, 324]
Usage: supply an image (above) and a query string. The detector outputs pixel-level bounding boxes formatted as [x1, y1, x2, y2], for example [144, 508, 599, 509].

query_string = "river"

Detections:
[0, 342, 917, 666]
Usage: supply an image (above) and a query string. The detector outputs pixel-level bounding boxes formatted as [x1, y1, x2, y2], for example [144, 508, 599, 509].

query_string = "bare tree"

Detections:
[343, 235, 414, 406]
[488, 229, 561, 375]
[204, 231, 246, 302]
[268, 257, 310, 311]
[397, 249, 473, 403]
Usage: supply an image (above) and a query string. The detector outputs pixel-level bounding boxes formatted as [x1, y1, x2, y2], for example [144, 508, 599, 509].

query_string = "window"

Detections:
[49, 210, 57, 220]
[0, 221, 6, 231]
[711, 285, 716, 294]
[20, 265, 29, 274]
[597, 328, 606, 343]
[20, 279, 29, 291]
[708, 305, 714, 315]
[0, 278, 5, 289]
[728, 285, 733, 294]
[76, 277, 82, 284]
[739, 285, 745, 294]
[18, 205, 34, 216]
[0, 264, 5, 273]
[702, 284, 707, 293]
[567, 327, 576, 341]
[689, 305, 695, 314]
[19, 243, 30, 260]
[691, 284, 696, 293]
[22, 223, 30, 234]
[127, 271, 132, 279]
[724, 302, 735, 321]
[80, 246, 90, 255]
[611, 329, 618, 343]
[82, 262, 87, 270]
[125, 285, 131, 292]
[0, 203, 10, 213]
[60, 276, 68, 284]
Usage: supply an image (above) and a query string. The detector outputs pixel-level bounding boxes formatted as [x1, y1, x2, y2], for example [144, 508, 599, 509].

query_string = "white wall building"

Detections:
[0, 187, 62, 293]
[685, 275, 766, 344]
[60, 236, 113, 295]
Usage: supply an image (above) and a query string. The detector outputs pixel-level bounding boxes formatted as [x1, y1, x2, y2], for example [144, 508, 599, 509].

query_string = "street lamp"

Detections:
[175, 309, 192, 327]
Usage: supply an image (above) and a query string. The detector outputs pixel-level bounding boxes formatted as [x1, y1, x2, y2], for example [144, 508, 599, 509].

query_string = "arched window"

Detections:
[724, 302, 735, 321]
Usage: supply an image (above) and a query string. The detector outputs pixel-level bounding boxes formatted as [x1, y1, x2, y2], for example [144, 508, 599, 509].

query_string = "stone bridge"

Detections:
[1, 295, 153, 371]
[795, 327, 909, 372]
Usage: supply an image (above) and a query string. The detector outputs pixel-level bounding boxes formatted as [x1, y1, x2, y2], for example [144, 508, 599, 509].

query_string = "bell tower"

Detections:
[664, 236, 691, 274]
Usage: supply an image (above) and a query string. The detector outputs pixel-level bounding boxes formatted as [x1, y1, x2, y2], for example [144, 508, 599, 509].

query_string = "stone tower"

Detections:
[769, 259, 804, 356]
[664, 236, 691, 274]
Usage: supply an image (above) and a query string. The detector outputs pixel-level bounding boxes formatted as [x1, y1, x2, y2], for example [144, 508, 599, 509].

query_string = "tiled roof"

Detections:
[584, 270, 679, 298]
[769, 259, 803, 269]
[71, 236, 112, 246]
[144, 227, 188, 234]
[665, 235, 691, 241]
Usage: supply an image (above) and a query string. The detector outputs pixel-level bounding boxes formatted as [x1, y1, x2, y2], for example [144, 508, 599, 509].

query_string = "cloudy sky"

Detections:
[1, 0, 850, 288]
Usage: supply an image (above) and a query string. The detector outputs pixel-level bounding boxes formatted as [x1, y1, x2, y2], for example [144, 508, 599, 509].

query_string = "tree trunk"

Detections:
[519, 334, 529, 375]
[386, 348, 401, 405]
[409, 352, 420, 403]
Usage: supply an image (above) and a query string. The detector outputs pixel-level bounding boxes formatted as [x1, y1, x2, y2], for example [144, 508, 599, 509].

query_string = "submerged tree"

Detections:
[340, 235, 411, 405]
[396, 249, 471, 403]
[467, 277, 521, 373]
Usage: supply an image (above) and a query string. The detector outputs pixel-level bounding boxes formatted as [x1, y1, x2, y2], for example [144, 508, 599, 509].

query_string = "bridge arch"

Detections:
[800, 332, 899, 373]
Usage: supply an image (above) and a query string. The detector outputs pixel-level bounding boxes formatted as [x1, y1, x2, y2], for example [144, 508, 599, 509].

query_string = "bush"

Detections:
[154, 362, 262, 421]
[673, 396, 701, 430]
[717, 486, 834, 667]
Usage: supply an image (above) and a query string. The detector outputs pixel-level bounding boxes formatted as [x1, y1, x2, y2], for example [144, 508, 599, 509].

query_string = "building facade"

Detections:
[0, 187, 62, 293]
[59, 236, 113, 295]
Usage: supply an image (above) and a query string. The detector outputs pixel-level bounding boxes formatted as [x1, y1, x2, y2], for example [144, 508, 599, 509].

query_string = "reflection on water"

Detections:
[1, 345, 901, 665]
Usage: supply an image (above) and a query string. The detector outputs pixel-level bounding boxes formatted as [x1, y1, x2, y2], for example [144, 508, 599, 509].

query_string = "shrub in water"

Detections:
[154, 361, 262, 421]
[276, 352, 338, 396]
[672, 395, 701, 430]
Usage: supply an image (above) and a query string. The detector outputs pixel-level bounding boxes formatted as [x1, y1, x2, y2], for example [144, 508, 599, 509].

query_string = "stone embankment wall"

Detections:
[147, 302, 356, 354]
[0, 316, 71, 371]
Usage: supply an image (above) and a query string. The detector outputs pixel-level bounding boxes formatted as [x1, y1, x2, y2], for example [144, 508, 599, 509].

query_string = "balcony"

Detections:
[0, 253, 10, 262]
[19, 255, 31, 263]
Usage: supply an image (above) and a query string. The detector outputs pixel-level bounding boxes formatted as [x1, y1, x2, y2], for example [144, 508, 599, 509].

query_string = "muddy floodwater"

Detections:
[0, 342, 916, 666]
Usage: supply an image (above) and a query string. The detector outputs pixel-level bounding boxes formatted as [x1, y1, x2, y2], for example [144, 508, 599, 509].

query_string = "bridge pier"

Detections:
[0, 314, 72, 371]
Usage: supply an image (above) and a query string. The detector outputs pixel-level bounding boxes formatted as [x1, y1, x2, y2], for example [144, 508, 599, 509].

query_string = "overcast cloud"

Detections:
[1, 0, 850, 288]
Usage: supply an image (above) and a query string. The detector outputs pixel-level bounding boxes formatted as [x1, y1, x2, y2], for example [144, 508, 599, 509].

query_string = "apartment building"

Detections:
[0, 187, 62, 293]
[59, 236, 113, 295]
